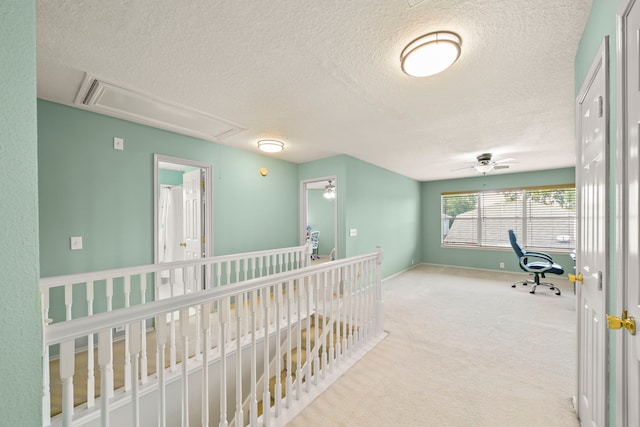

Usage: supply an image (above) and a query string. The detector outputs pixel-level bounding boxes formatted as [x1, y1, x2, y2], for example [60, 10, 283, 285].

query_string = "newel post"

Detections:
[375, 246, 384, 335]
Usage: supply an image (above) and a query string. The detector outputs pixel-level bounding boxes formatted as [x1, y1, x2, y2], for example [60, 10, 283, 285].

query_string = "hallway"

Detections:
[290, 264, 578, 427]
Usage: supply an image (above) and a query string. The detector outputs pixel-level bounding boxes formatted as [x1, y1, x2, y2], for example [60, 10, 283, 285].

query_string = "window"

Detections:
[441, 185, 576, 250]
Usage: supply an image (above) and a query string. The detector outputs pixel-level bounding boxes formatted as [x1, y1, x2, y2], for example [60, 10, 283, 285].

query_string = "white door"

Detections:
[182, 169, 203, 292]
[618, 1, 640, 425]
[576, 37, 609, 427]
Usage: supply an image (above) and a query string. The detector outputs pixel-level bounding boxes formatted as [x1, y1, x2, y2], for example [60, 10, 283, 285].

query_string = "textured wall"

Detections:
[0, 1, 41, 424]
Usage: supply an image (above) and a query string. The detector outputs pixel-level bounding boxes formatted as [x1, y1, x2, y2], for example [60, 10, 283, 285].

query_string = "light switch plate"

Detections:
[349, 228, 357, 237]
[70, 236, 83, 250]
[113, 137, 124, 150]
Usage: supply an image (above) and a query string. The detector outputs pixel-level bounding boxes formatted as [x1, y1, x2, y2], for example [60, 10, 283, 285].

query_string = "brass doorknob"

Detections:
[607, 310, 636, 335]
[568, 272, 584, 284]
[179, 242, 186, 247]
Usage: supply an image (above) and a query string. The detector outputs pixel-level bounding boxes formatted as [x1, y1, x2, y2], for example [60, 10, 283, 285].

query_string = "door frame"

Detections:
[575, 35, 610, 425]
[299, 176, 338, 259]
[616, 1, 634, 423]
[153, 154, 213, 264]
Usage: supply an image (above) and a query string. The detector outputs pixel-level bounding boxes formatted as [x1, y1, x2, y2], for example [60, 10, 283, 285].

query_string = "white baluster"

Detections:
[286, 280, 293, 409]
[274, 283, 282, 417]
[64, 284, 72, 321]
[105, 278, 114, 397]
[194, 266, 201, 362]
[156, 316, 168, 427]
[124, 276, 131, 391]
[305, 278, 312, 393]
[295, 280, 302, 401]
[86, 281, 95, 408]
[139, 274, 148, 383]
[98, 330, 112, 427]
[169, 270, 177, 371]
[180, 308, 190, 427]
[321, 270, 329, 378]
[201, 303, 211, 427]
[60, 340, 75, 427]
[313, 274, 321, 385]
[129, 321, 141, 427]
[262, 284, 271, 427]
[234, 294, 243, 426]
[219, 297, 230, 427]
[329, 270, 336, 371]
[225, 260, 232, 287]
[250, 290, 258, 425]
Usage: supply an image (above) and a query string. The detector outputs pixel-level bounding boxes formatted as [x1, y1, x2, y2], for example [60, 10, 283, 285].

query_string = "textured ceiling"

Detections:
[36, 0, 592, 181]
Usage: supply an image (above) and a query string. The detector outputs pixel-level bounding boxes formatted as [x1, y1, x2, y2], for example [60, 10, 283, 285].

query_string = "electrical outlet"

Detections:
[113, 137, 124, 150]
[500, 262, 505, 269]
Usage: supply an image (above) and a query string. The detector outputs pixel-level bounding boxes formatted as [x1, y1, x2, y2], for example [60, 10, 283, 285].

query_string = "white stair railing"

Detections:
[42, 246, 384, 427]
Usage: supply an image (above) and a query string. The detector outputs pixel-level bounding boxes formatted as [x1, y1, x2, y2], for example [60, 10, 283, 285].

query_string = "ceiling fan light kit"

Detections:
[323, 181, 336, 199]
[400, 31, 462, 77]
[452, 153, 515, 175]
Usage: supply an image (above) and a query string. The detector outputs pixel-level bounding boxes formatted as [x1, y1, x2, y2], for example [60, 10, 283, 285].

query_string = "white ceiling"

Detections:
[36, 0, 592, 181]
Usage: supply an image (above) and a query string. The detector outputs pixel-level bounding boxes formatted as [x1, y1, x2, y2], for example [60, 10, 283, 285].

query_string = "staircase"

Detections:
[258, 314, 351, 417]
[43, 247, 384, 427]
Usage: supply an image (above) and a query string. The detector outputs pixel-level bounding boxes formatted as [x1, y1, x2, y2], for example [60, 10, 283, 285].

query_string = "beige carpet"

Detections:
[288, 264, 579, 427]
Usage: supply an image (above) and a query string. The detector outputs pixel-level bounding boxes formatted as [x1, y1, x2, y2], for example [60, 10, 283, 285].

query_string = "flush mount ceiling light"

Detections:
[323, 181, 336, 199]
[400, 31, 462, 77]
[257, 139, 284, 153]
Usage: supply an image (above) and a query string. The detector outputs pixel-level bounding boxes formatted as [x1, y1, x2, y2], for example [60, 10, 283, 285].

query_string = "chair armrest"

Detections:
[520, 254, 553, 273]
[524, 250, 553, 262]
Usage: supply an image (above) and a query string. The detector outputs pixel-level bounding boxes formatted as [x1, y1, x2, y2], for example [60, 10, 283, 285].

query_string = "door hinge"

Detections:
[201, 181, 205, 191]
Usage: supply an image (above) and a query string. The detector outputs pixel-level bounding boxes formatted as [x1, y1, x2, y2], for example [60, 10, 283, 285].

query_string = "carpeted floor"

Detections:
[288, 264, 579, 427]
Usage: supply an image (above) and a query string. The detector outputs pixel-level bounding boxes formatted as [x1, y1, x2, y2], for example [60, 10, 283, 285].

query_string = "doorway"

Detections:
[300, 177, 338, 263]
[153, 154, 212, 299]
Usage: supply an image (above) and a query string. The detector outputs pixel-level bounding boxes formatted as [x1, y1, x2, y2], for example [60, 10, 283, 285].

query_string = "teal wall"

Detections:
[343, 156, 421, 277]
[575, 1, 621, 425]
[299, 155, 422, 277]
[421, 168, 575, 272]
[159, 169, 184, 186]
[0, 2, 41, 425]
[38, 100, 300, 321]
[38, 100, 299, 278]
[299, 155, 349, 259]
[307, 189, 335, 255]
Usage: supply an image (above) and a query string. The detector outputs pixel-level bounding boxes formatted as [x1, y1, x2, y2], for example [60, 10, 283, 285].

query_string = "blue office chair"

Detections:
[508, 229, 563, 295]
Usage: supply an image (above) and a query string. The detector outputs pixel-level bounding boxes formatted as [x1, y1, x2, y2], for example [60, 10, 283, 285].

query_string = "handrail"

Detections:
[40, 244, 310, 288]
[45, 250, 380, 346]
[43, 246, 384, 427]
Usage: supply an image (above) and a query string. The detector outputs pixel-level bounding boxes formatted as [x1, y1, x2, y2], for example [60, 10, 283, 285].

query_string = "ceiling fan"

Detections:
[452, 153, 516, 175]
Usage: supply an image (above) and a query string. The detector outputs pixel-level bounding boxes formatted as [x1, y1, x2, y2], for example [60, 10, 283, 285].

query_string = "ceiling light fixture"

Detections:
[400, 31, 462, 77]
[323, 181, 336, 199]
[474, 163, 495, 175]
[257, 139, 284, 153]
